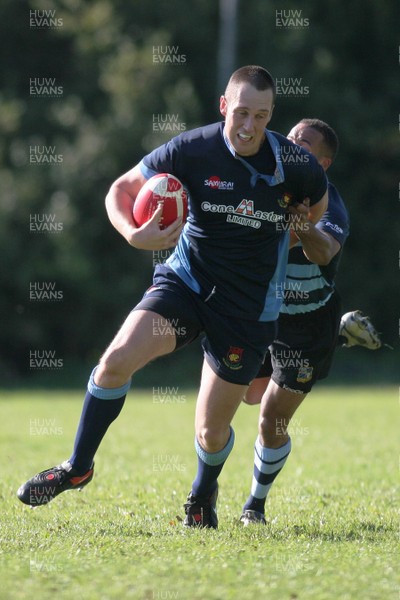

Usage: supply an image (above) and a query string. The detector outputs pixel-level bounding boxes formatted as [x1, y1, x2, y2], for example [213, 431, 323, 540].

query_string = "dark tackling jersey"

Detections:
[279, 182, 349, 315]
[139, 122, 327, 322]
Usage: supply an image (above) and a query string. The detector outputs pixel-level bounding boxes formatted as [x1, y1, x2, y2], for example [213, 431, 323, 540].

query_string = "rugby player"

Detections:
[240, 118, 381, 525]
[17, 67, 329, 528]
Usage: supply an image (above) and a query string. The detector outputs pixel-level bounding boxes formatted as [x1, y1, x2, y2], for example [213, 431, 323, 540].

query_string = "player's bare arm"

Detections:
[307, 189, 328, 223]
[105, 164, 183, 250]
[288, 189, 328, 248]
[288, 198, 341, 265]
[296, 223, 340, 265]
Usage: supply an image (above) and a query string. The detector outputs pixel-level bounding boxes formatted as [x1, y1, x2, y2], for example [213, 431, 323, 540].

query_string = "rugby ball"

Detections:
[133, 173, 188, 229]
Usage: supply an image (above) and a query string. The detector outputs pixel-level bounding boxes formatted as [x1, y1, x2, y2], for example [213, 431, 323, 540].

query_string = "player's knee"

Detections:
[258, 415, 289, 448]
[242, 391, 262, 405]
[258, 414, 271, 438]
[96, 352, 131, 388]
[196, 426, 229, 453]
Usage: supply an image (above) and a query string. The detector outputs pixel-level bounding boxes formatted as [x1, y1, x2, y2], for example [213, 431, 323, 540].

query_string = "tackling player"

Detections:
[240, 118, 380, 525]
[17, 67, 329, 528]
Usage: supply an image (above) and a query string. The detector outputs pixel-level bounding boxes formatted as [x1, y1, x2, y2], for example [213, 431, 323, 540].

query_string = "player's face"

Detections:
[287, 125, 325, 161]
[220, 84, 274, 156]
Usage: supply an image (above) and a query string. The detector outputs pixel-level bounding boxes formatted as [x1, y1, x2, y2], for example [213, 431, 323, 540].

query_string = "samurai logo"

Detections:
[223, 346, 244, 370]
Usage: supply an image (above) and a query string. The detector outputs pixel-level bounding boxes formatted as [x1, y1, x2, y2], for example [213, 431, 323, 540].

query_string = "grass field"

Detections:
[0, 387, 398, 600]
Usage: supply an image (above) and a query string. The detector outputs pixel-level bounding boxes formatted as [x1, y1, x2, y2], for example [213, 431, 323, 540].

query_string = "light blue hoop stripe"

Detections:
[87, 366, 131, 400]
[195, 427, 235, 466]
[255, 436, 292, 465]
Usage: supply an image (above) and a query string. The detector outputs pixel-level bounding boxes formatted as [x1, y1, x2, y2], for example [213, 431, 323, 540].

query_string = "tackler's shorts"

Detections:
[133, 265, 277, 386]
[256, 292, 342, 393]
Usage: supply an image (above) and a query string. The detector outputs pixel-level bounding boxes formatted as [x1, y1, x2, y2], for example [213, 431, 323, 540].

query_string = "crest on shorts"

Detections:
[296, 366, 313, 383]
[223, 346, 244, 370]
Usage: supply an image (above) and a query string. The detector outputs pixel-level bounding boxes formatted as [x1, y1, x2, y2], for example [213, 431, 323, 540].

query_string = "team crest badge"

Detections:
[277, 192, 293, 208]
[223, 346, 244, 370]
[296, 366, 313, 383]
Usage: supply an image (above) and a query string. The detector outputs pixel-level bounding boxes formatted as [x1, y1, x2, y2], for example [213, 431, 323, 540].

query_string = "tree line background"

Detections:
[1, 0, 399, 388]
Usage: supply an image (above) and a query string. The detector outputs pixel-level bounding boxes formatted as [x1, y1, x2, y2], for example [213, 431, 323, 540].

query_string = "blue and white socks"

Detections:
[243, 436, 292, 514]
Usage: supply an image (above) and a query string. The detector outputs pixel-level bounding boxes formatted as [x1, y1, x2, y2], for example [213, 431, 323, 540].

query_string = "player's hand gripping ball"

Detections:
[133, 173, 188, 229]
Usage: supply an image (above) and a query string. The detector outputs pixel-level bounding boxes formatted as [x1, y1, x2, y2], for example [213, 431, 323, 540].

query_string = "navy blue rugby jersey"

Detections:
[139, 121, 327, 321]
[279, 182, 349, 315]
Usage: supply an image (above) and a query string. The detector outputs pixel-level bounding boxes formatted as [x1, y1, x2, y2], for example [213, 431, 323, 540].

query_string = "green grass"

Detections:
[0, 388, 398, 600]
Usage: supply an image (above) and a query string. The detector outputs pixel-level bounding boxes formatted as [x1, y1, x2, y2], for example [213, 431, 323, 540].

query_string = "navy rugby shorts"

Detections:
[133, 266, 277, 386]
[257, 292, 342, 393]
